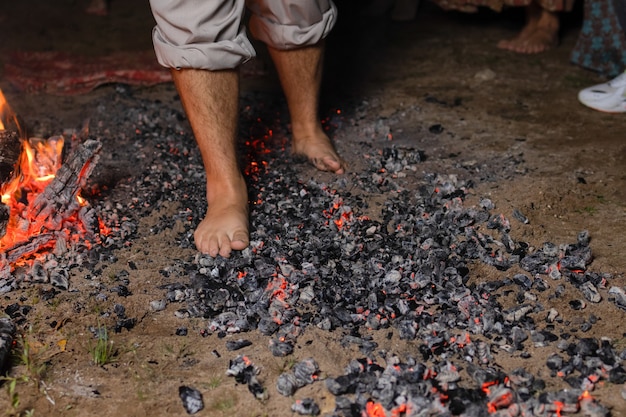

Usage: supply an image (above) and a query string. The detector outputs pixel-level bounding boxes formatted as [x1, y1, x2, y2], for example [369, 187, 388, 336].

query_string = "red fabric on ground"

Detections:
[4, 51, 172, 95]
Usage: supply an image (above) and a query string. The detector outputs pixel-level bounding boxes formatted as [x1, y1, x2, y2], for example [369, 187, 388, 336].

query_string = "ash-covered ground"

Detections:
[0, 1, 625, 416]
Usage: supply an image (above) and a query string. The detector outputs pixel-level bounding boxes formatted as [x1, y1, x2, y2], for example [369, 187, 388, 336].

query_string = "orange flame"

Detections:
[0, 90, 96, 259]
[0, 137, 66, 250]
[0, 89, 20, 134]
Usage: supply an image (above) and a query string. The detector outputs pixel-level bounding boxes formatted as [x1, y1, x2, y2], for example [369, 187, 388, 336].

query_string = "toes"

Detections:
[310, 154, 346, 174]
[218, 241, 233, 258]
[207, 236, 221, 258]
[230, 231, 250, 251]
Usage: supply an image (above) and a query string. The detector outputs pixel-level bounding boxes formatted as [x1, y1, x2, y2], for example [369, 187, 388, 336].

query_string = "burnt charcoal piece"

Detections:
[546, 354, 564, 371]
[579, 281, 601, 303]
[226, 355, 267, 400]
[0, 130, 21, 185]
[293, 358, 320, 386]
[178, 385, 204, 415]
[574, 338, 600, 357]
[276, 372, 299, 396]
[114, 317, 136, 333]
[609, 366, 626, 384]
[428, 124, 444, 134]
[225, 338, 252, 351]
[512, 208, 529, 224]
[325, 374, 357, 395]
[4, 303, 21, 318]
[0, 203, 8, 238]
[0, 317, 16, 372]
[513, 274, 532, 290]
[291, 398, 321, 416]
[50, 268, 69, 290]
[608, 287, 626, 310]
[277, 358, 320, 397]
[268, 339, 294, 357]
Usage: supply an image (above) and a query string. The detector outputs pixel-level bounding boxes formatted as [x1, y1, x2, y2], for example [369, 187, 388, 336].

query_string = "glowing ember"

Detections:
[1, 137, 66, 247]
[0, 88, 104, 273]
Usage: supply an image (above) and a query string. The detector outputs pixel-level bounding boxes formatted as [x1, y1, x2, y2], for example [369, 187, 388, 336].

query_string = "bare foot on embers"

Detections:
[194, 175, 249, 258]
[497, 3, 559, 54]
[292, 126, 346, 174]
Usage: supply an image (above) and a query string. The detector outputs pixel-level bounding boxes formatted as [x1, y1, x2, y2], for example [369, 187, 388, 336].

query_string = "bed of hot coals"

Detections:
[1, 85, 625, 416]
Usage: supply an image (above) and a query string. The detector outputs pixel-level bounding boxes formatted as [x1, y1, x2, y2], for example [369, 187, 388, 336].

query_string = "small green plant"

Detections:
[90, 323, 116, 366]
[578, 206, 597, 215]
[279, 357, 297, 373]
[1, 330, 46, 416]
[207, 376, 222, 389]
[212, 397, 235, 411]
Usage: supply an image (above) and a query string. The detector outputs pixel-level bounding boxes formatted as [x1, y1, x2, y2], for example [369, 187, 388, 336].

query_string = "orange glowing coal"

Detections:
[0, 88, 101, 265]
[0, 137, 67, 249]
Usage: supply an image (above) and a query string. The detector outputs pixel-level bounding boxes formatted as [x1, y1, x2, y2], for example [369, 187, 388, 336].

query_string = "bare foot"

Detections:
[292, 128, 346, 174]
[194, 176, 249, 258]
[497, 26, 557, 54]
[497, 4, 558, 54]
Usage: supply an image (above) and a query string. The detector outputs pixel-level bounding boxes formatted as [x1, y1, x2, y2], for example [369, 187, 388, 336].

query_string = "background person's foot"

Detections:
[497, 27, 557, 54]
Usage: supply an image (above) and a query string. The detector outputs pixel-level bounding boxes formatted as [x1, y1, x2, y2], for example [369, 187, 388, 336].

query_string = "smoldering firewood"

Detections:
[0, 130, 21, 184]
[31, 139, 102, 230]
[0, 317, 16, 373]
[0, 203, 8, 239]
[5, 233, 55, 263]
[0, 130, 21, 239]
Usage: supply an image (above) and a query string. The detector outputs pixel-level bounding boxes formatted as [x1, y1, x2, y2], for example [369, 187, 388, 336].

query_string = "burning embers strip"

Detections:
[0, 89, 108, 287]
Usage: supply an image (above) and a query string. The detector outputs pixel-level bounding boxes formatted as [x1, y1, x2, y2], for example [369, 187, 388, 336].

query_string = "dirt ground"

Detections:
[0, 1, 625, 416]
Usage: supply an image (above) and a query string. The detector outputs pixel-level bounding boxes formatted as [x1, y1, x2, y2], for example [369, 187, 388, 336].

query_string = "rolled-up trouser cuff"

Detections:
[150, 0, 256, 70]
[152, 27, 256, 70]
[248, 0, 338, 50]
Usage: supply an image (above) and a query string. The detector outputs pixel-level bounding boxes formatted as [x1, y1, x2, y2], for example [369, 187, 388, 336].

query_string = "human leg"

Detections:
[150, 0, 255, 256]
[247, 0, 345, 174]
[497, 0, 559, 54]
[267, 44, 346, 174]
[171, 69, 250, 257]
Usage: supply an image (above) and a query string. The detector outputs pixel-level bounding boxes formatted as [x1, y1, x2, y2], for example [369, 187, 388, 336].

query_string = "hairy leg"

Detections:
[497, 1, 559, 54]
[267, 43, 346, 174]
[171, 68, 249, 257]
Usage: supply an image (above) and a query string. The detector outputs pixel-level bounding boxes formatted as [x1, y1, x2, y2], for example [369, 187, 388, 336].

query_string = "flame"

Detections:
[0, 90, 103, 265]
[0, 137, 66, 248]
[0, 90, 23, 140]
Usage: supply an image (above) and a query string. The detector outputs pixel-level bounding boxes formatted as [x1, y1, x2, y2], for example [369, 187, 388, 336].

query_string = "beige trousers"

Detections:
[149, 0, 337, 70]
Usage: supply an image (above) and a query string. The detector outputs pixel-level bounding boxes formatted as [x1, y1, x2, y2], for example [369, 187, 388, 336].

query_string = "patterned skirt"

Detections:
[570, 0, 626, 78]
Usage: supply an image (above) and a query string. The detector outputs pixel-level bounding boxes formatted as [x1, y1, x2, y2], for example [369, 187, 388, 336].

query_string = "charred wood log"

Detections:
[1, 139, 102, 263]
[0, 130, 21, 239]
[32, 139, 102, 230]
[0, 204, 8, 239]
[0, 317, 16, 373]
[0, 130, 21, 183]
[4, 233, 55, 264]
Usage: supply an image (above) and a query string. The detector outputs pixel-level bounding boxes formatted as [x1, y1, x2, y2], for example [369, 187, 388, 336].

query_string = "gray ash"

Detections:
[2, 87, 622, 416]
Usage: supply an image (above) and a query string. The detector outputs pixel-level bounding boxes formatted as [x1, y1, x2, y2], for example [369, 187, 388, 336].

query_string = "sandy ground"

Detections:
[0, 0, 625, 416]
